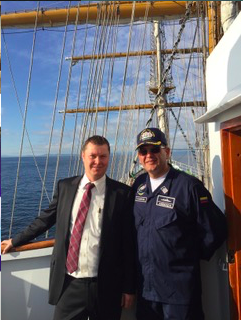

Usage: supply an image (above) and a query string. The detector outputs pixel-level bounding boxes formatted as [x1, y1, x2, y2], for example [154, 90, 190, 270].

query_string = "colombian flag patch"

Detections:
[200, 196, 208, 204]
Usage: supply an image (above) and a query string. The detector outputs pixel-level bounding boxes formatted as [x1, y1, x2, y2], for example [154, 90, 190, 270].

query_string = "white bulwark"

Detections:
[1, 248, 55, 320]
[195, 11, 241, 320]
[196, 12, 241, 124]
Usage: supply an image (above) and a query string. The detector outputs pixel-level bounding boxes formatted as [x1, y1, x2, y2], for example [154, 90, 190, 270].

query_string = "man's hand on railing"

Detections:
[1, 239, 13, 254]
[1, 239, 55, 254]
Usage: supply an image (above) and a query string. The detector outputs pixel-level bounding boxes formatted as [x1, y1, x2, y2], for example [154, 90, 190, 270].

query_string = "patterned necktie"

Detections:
[66, 182, 95, 274]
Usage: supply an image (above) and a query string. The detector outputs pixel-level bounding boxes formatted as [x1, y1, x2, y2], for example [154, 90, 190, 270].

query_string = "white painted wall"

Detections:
[197, 11, 241, 320]
[1, 249, 136, 320]
[206, 12, 241, 114]
[196, 12, 241, 124]
[1, 248, 55, 320]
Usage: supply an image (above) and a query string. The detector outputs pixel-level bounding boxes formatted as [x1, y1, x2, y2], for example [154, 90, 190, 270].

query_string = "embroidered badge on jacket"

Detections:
[137, 183, 146, 196]
[156, 195, 175, 209]
[161, 186, 168, 194]
[200, 196, 208, 204]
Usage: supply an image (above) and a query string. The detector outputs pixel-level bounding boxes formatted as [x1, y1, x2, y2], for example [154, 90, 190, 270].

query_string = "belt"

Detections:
[66, 274, 98, 283]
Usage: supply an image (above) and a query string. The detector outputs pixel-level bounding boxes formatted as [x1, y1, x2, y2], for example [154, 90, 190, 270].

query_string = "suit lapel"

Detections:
[63, 176, 82, 242]
[99, 176, 117, 258]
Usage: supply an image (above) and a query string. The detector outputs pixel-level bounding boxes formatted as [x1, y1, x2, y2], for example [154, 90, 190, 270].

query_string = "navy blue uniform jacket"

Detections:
[132, 166, 227, 305]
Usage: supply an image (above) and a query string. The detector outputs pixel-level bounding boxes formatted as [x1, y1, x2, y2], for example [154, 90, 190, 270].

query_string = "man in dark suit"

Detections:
[2, 135, 136, 320]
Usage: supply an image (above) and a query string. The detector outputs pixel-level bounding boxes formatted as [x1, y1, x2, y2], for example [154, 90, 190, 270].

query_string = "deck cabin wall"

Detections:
[196, 11, 241, 320]
[1, 248, 136, 320]
[1, 248, 55, 320]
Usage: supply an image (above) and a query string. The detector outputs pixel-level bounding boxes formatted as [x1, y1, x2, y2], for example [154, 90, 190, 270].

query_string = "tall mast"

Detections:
[154, 20, 169, 144]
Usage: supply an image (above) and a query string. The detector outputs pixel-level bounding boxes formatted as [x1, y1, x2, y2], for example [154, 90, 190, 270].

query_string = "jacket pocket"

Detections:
[154, 209, 177, 229]
[134, 212, 145, 229]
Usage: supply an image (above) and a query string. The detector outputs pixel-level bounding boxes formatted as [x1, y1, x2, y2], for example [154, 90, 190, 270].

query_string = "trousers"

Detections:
[53, 275, 98, 320]
[136, 296, 205, 320]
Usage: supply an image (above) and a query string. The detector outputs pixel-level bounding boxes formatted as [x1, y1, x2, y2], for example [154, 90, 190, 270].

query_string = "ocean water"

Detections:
[1, 151, 192, 240]
[1, 156, 72, 240]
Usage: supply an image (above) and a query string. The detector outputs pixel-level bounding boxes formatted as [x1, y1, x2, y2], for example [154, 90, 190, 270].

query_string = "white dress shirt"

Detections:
[67, 174, 106, 278]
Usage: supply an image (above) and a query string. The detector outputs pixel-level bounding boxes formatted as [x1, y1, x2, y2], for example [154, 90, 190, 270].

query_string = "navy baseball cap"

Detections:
[136, 128, 167, 150]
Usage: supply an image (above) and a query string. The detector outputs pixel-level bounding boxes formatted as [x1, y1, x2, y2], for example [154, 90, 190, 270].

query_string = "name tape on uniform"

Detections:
[156, 195, 175, 209]
[135, 196, 147, 203]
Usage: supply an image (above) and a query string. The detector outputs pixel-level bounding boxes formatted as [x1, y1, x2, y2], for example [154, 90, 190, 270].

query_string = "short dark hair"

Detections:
[82, 135, 110, 153]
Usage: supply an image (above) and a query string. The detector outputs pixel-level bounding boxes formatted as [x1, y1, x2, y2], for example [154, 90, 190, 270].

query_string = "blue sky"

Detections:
[2, 1, 205, 158]
[2, 1, 152, 157]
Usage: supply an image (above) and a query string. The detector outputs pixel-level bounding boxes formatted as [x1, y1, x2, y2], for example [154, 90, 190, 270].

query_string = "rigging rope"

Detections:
[39, 1, 72, 219]
[85, 3, 107, 137]
[2, 32, 51, 205]
[74, 2, 104, 175]
[69, 1, 91, 178]
[110, 1, 136, 178]
[85, 1, 107, 137]
[92, 3, 114, 134]
[9, 2, 40, 238]
[72, 2, 117, 175]
[89, 1, 120, 139]
[52, 1, 81, 199]
[170, 18, 199, 161]
[102, 4, 120, 137]
[117, 2, 150, 181]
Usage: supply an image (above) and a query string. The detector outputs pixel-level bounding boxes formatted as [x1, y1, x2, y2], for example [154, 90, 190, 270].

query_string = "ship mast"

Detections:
[154, 20, 170, 145]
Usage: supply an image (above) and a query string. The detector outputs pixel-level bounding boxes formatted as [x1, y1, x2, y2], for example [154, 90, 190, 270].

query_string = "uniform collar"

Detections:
[145, 167, 173, 197]
[158, 166, 175, 195]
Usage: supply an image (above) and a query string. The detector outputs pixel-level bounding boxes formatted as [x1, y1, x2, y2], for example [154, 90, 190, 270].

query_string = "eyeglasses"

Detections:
[138, 146, 165, 156]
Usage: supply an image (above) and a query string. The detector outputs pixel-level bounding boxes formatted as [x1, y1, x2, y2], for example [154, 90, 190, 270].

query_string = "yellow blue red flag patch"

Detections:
[200, 196, 208, 204]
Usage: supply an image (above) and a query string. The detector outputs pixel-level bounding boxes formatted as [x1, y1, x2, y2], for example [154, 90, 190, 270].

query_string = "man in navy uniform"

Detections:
[133, 127, 227, 320]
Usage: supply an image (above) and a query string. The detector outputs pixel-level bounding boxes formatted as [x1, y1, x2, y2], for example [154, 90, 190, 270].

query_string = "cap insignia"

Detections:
[140, 129, 155, 141]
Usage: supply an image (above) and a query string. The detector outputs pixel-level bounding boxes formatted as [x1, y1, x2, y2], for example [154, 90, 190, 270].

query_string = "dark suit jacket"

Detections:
[12, 175, 136, 318]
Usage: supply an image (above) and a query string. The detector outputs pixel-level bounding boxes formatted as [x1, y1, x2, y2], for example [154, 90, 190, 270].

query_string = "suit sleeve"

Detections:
[12, 181, 59, 247]
[190, 181, 227, 260]
[121, 187, 136, 294]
